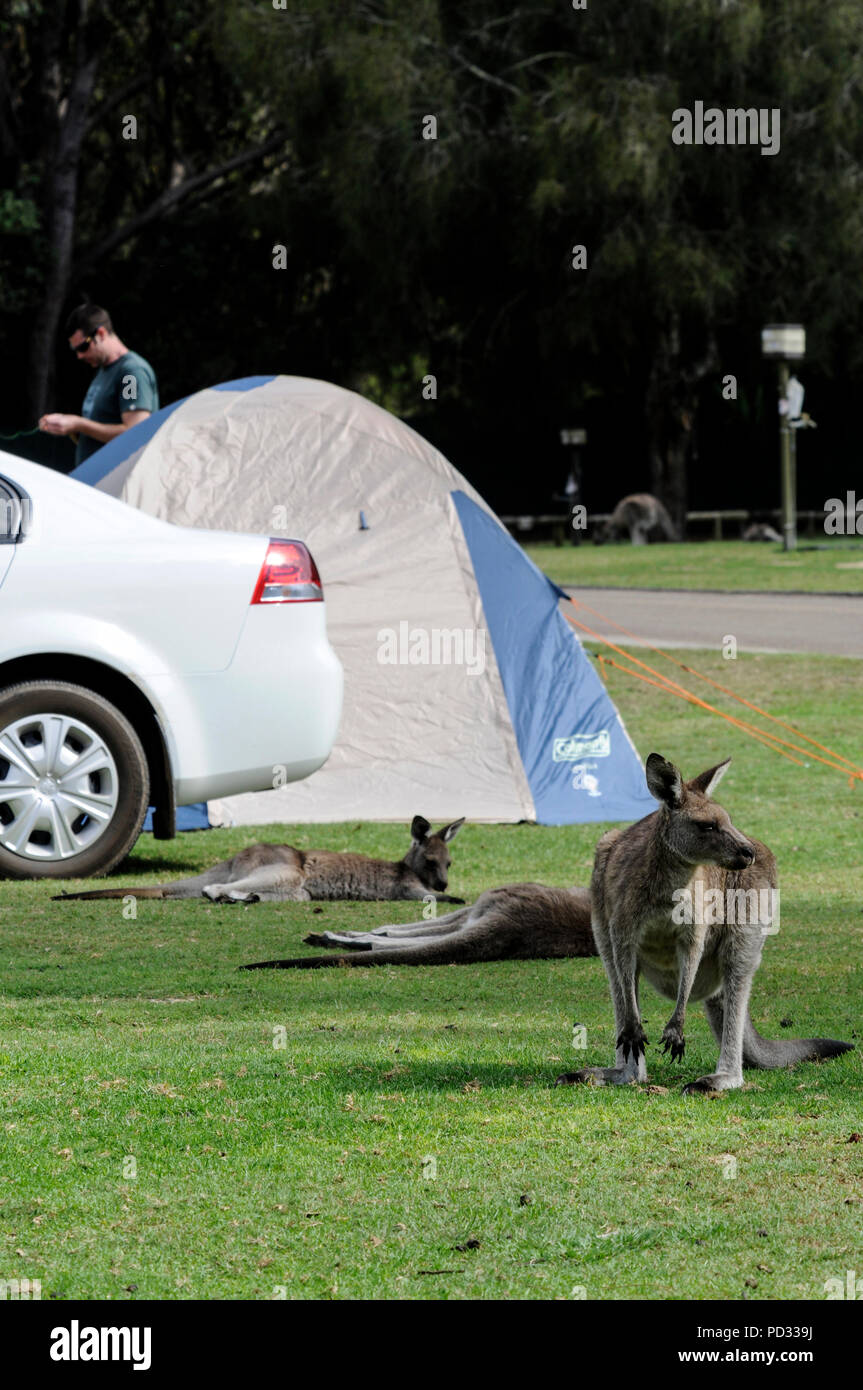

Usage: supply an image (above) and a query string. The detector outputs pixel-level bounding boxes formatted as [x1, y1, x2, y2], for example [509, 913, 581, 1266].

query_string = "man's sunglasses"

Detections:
[71, 334, 97, 354]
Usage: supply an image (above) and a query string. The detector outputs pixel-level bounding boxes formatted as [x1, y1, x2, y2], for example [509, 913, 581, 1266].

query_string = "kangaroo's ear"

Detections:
[645, 753, 684, 808]
[410, 815, 431, 844]
[687, 758, 731, 798]
[438, 817, 465, 843]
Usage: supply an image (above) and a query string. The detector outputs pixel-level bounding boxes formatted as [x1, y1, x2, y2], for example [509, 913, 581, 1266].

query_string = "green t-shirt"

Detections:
[75, 351, 160, 466]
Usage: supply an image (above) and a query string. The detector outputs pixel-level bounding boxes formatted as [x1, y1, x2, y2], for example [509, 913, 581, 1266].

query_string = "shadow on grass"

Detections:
[110, 855, 205, 875]
[262, 1056, 858, 1097]
[311, 1059, 609, 1094]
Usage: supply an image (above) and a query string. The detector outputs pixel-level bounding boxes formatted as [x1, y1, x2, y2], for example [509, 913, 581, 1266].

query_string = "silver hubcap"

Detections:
[0, 712, 120, 862]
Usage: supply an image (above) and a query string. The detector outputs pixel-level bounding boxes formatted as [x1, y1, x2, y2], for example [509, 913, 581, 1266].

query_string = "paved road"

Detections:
[563, 587, 863, 658]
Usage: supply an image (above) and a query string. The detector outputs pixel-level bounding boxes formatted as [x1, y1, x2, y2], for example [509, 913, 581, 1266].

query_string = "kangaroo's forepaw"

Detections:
[616, 1025, 648, 1062]
[660, 1024, 685, 1062]
[682, 1072, 740, 1096]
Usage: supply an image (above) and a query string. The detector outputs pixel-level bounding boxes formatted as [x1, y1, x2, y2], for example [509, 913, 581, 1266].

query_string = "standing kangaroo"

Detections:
[241, 883, 595, 970]
[53, 816, 466, 905]
[556, 754, 852, 1094]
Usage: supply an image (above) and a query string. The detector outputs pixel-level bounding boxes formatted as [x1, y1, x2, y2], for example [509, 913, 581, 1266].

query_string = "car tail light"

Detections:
[251, 539, 323, 603]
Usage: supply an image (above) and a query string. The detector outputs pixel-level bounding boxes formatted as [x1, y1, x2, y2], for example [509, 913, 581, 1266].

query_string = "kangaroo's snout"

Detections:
[422, 863, 448, 892]
[726, 833, 756, 870]
[715, 839, 755, 871]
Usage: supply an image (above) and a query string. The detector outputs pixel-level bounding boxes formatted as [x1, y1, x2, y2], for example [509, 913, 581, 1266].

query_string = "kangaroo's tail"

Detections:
[52, 886, 166, 901]
[743, 1013, 853, 1069]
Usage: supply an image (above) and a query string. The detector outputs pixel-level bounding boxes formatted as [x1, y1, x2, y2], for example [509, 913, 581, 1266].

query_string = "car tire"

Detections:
[0, 680, 150, 880]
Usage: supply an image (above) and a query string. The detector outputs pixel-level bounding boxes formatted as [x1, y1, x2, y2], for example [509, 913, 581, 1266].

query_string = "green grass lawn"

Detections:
[1, 650, 861, 1300]
[523, 539, 863, 593]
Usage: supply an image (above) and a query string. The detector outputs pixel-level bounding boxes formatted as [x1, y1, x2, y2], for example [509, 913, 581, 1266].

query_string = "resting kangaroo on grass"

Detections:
[53, 816, 465, 905]
[241, 883, 595, 970]
[555, 753, 852, 1095]
[258, 755, 852, 1095]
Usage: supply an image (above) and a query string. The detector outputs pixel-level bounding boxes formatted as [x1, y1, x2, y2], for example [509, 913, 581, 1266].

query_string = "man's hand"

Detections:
[39, 413, 81, 436]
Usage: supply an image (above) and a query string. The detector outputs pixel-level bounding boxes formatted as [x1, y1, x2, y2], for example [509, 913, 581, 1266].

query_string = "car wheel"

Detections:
[0, 680, 150, 880]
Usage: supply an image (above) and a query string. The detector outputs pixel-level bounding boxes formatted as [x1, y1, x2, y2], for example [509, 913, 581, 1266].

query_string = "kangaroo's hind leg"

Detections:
[306, 906, 472, 948]
[244, 931, 498, 969]
[162, 848, 283, 899]
[370, 906, 472, 938]
[159, 860, 239, 899]
[203, 867, 310, 903]
[556, 923, 647, 1086]
[683, 968, 751, 1094]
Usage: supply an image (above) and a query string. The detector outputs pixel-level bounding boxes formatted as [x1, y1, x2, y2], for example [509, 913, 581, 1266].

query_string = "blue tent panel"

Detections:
[211, 376, 277, 393]
[452, 491, 656, 826]
[142, 802, 210, 833]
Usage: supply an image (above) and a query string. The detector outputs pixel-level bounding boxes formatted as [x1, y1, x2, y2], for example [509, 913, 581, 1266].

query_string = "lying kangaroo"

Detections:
[241, 883, 594, 970]
[54, 816, 465, 905]
[556, 754, 852, 1094]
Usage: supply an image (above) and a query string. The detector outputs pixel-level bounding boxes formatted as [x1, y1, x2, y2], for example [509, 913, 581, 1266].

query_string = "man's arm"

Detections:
[39, 411, 151, 442]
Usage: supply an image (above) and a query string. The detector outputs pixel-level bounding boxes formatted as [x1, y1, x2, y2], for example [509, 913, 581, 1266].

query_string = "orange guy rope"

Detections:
[562, 605, 863, 783]
[597, 656, 805, 766]
[568, 595, 863, 778]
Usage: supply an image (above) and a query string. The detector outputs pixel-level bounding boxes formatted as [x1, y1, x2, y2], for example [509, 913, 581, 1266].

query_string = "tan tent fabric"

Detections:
[91, 377, 535, 824]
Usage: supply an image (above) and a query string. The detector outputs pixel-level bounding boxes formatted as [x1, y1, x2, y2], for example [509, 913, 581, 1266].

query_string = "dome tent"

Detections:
[73, 376, 654, 826]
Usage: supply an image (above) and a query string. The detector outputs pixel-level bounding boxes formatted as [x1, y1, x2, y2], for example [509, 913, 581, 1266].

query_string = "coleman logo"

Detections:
[553, 731, 610, 762]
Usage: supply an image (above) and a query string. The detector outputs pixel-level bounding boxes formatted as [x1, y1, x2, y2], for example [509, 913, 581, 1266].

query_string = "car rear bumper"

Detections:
[149, 603, 343, 804]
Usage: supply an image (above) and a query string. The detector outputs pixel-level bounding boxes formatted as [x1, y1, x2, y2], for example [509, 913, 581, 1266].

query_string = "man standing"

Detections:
[39, 304, 159, 467]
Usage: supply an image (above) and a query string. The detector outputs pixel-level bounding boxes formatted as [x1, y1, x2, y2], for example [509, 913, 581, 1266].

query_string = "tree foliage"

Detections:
[2, 0, 863, 513]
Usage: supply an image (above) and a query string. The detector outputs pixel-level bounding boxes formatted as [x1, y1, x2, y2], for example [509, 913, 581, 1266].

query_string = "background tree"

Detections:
[2, 0, 863, 518]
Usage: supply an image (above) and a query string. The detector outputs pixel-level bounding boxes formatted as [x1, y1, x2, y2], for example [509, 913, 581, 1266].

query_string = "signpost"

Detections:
[761, 324, 805, 552]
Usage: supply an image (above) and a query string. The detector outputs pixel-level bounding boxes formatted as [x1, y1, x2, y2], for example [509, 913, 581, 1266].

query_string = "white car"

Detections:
[0, 453, 343, 880]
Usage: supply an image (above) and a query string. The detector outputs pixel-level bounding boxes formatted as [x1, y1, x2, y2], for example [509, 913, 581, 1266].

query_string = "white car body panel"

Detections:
[0, 548, 14, 591]
[0, 453, 343, 806]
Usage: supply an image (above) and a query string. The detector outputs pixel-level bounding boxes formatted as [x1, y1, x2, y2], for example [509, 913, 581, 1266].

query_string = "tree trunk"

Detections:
[25, 13, 103, 421]
[645, 314, 716, 538]
[648, 428, 691, 538]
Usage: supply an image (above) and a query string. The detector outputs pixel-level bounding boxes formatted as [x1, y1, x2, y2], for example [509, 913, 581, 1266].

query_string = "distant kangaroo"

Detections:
[241, 883, 595, 970]
[598, 493, 678, 545]
[556, 754, 852, 1094]
[54, 816, 465, 905]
